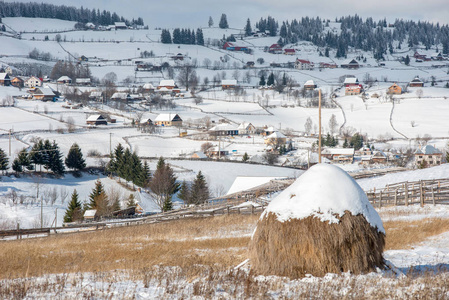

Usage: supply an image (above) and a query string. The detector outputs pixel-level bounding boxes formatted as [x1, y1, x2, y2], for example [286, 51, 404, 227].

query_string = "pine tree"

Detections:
[196, 28, 204, 46]
[267, 73, 275, 86]
[190, 171, 209, 205]
[0, 148, 8, 174]
[126, 194, 136, 207]
[404, 55, 410, 66]
[219, 13, 229, 29]
[65, 143, 86, 172]
[64, 189, 82, 223]
[244, 18, 252, 36]
[259, 75, 266, 86]
[47, 140, 65, 175]
[17, 148, 31, 171]
[12, 158, 22, 174]
[343, 138, 349, 148]
[208, 16, 214, 27]
[88, 179, 109, 215]
[177, 180, 190, 204]
[242, 152, 249, 162]
[109, 143, 124, 175]
[148, 157, 180, 212]
[29, 139, 45, 172]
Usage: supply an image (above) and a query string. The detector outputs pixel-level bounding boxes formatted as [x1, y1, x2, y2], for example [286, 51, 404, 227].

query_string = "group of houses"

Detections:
[85, 113, 183, 127]
[414, 51, 447, 62]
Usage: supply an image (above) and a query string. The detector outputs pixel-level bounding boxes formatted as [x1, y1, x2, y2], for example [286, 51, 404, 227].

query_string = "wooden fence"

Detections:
[366, 179, 449, 208]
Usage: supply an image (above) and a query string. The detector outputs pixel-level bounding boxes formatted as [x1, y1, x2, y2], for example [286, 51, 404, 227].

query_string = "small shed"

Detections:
[409, 76, 424, 87]
[387, 83, 402, 95]
[57, 76, 72, 84]
[221, 79, 238, 90]
[304, 80, 317, 90]
[84, 209, 98, 221]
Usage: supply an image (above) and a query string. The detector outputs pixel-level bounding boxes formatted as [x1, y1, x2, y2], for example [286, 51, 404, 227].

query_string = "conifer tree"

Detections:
[244, 18, 252, 36]
[126, 194, 137, 208]
[88, 179, 109, 215]
[47, 140, 65, 175]
[242, 152, 249, 162]
[208, 16, 214, 27]
[12, 158, 22, 174]
[259, 75, 266, 86]
[65, 143, 86, 172]
[196, 28, 204, 46]
[267, 73, 275, 86]
[219, 13, 229, 29]
[0, 148, 8, 174]
[189, 171, 209, 205]
[64, 189, 82, 223]
[177, 180, 190, 204]
[148, 157, 180, 212]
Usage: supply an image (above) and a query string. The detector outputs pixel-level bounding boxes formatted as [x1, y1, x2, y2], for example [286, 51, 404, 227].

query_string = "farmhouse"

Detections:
[221, 79, 237, 90]
[89, 91, 103, 101]
[264, 131, 287, 146]
[154, 113, 182, 127]
[140, 118, 153, 126]
[76, 78, 91, 86]
[345, 85, 363, 95]
[319, 62, 337, 69]
[0, 73, 11, 86]
[238, 122, 256, 135]
[284, 49, 296, 55]
[341, 59, 360, 69]
[268, 44, 283, 54]
[86, 114, 108, 125]
[387, 83, 402, 95]
[371, 151, 388, 164]
[409, 76, 424, 87]
[11, 76, 24, 88]
[209, 123, 239, 136]
[223, 42, 248, 52]
[57, 76, 72, 84]
[321, 148, 355, 163]
[25, 76, 42, 88]
[142, 83, 155, 93]
[304, 80, 317, 90]
[295, 59, 314, 70]
[111, 92, 129, 101]
[207, 147, 229, 158]
[32, 87, 56, 101]
[114, 22, 127, 30]
[157, 79, 177, 90]
[191, 151, 207, 159]
[414, 145, 442, 168]
[413, 51, 427, 60]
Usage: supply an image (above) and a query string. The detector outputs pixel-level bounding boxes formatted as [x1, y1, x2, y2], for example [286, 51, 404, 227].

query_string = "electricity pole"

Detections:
[318, 89, 322, 163]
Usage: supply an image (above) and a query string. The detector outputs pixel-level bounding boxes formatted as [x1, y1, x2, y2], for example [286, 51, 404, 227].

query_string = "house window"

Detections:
[419, 156, 423, 159]
[437, 161, 440, 164]
[429, 156, 432, 159]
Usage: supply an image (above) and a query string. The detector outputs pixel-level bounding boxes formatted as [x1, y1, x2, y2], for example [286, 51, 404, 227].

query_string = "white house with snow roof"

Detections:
[414, 145, 443, 168]
[238, 122, 256, 135]
[264, 131, 287, 146]
[304, 80, 317, 90]
[154, 113, 182, 126]
[209, 123, 239, 136]
[157, 79, 176, 90]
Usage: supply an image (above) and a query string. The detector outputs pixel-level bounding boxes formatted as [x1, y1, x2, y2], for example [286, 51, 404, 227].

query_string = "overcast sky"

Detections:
[9, 0, 449, 28]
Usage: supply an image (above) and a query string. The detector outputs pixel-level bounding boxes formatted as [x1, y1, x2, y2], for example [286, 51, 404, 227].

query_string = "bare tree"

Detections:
[203, 58, 211, 69]
[59, 187, 69, 204]
[49, 187, 58, 206]
[304, 117, 313, 135]
[416, 89, 423, 99]
[328, 114, 338, 135]
[177, 64, 197, 91]
[201, 142, 214, 153]
[263, 152, 279, 165]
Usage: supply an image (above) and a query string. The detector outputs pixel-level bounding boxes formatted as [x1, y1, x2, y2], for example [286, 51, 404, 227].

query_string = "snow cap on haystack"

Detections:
[250, 163, 385, 278]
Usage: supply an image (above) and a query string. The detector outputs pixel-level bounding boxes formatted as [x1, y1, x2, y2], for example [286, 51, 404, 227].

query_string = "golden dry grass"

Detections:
[1, 212, 449, 281]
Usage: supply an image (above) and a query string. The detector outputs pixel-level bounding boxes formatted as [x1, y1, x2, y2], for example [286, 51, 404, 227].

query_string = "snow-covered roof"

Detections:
[415, 145, 442, 155]
[221, 79, 237, 85]
[410, 76, 423, 83]
[36, 87, 55, 96]
[155, 113, 179, 122]
[266, 131, 286, 139]
[262, 163, 384, 233]
[344, 77, 359, 84]
[322, 148, 355, 155]
[226, 176, 287, 195]
[304, 80, 315, 86]
[89, 91, 103, 97]
[84, 209, 97, 217]
[76, 78, 91, 83]
[265, 126, 275, 132]
[57, 76, 71, 82]
[158, 79, 175, 87]
[143, 83, 155, 89]
[192, 151, 207, 159]
[0, 73, 9, 80]
[86, 114, 105, 121]
[111, 92, 128, 99]
[238, 122, 253, 130]
[210, 123, 239, 131]
[115, 22, 127, 27]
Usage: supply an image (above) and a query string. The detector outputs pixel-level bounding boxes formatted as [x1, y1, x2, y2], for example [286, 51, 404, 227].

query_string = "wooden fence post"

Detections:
[405, 184, 409, 206]
[394, 189, 398, 206]
[432, 187, 436, 206]
[379, 191, 382, 208]
[420, 182, 424, 207]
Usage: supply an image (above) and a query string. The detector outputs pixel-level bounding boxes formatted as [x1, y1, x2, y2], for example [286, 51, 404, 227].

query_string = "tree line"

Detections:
[0, 2, 143, 26]
[161, 28, 204, 45]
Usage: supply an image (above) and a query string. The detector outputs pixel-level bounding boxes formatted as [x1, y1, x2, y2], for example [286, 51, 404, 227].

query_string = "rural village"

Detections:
[1, 2, 449, 298]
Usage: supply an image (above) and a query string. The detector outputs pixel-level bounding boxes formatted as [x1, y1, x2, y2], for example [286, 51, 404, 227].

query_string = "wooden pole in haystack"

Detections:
[318, 89, 322, 163]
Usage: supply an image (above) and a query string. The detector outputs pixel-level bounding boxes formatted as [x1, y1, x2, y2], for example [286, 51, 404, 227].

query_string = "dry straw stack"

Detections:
[250, 164, 385, 278]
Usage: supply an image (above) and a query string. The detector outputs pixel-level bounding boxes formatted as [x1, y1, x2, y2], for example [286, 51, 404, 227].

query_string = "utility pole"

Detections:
[9, 129, 11, 156]
[109, 133, 113, 157]
[318, 89, 322, 163]
[40, 196, 43, 229]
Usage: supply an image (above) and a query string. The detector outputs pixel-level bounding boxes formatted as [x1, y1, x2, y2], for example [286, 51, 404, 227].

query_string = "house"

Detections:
[191, 151, 208, 159]
[157, 79, 177, 90]
[207, 147, 229, 158]
[414, 145, 443, 168]
[32, 87, 56, 101]
[268, 44, 283, 54]
[284, 49, 296, 55]
[343, 77, 359, 87]
[114, 22, 127, 29]
[86, 114, 108, 125]
[154, 113, 182, 127]
[237, 122, 256, 135]
[11, 76, 24, 88]
[409, 76, 424, 87]
[414, 51, 427, 60]
[321, 148, 355, 163]
[76, 78, 91, 86]
[57, 76, 72, 84]
[295, 59, 314, 70]
[85, 22, 96, 30]
[209, 123, 239, 136]
[171, 53, 184, 61]
[140, 118, 153, 126]
[142, 83, 155, 93]
[0, 73, 11, 86]
[387, 83, 402, 95]
[221, 79, 237, 90]
[245, 61, 255, 68]
[263, 126, 276, 136]
[89, 91, 103, 101]
[319, 62, 337, 69]
[431, 52, 445, 61]
[341, 59, 360, 69]
[25, 76, 42, 88]
[304, 80, 317, 90]
[371, 151, 388, 164]
[111, 92, 129, 101]
[264, 131, 287, 146]
[355, 146, 372, 156]
[223, 42, 248, 52]
[345, 84, 363, 95]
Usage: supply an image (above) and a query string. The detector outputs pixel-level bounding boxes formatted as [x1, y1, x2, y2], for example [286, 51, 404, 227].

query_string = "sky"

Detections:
[7, 0, 449, 28]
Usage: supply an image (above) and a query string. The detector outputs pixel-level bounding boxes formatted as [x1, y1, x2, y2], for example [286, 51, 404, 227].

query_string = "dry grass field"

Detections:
[1, 212, 449, 298]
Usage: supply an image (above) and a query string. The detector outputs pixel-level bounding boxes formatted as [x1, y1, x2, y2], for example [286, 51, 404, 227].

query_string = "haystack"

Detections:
[249, 163, 385, 278]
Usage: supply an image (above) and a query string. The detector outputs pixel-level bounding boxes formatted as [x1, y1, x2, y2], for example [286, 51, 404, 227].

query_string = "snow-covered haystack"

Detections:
[249, 163, 385, 278]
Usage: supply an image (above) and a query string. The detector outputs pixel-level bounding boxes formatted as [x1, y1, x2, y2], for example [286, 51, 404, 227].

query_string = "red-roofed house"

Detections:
[268, 44, 283, 54]
[295, 59, 314, 70]
[284, 49, 296, 55]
